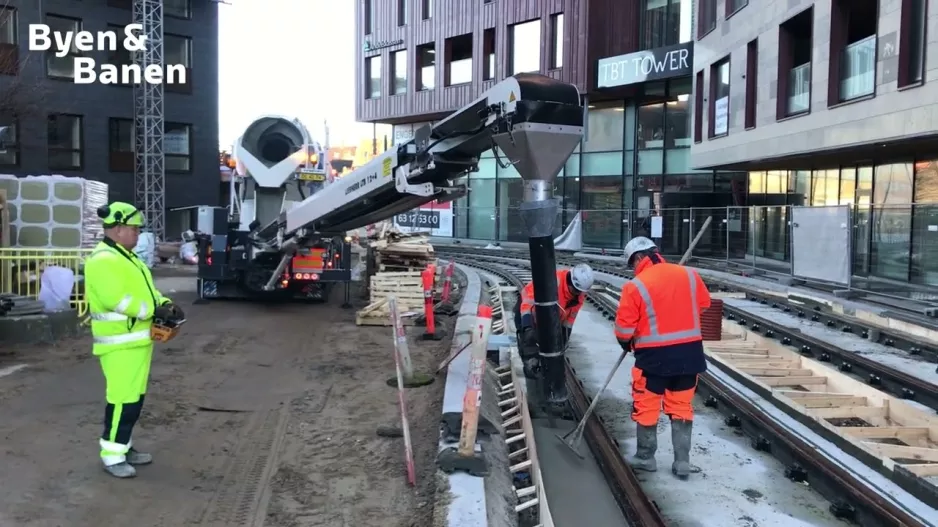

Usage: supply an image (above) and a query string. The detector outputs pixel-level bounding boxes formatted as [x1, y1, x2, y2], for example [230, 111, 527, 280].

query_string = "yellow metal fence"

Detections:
[0, 248, 93, 316]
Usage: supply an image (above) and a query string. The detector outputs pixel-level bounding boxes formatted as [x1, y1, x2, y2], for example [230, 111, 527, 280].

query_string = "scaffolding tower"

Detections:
[133, 0, 166, 240]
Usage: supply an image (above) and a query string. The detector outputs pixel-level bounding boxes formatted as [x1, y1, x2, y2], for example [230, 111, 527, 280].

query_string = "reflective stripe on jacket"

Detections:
[519, 269, 585, 329]
[85, 238, 170, 355]
[614, 257, 711, 376]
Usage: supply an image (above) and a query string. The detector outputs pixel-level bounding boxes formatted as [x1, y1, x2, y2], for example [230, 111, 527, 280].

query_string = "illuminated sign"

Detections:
[363, 39, 404, 54]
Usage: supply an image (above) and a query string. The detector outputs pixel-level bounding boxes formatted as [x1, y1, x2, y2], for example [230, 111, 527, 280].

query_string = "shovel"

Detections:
[556, 215, 713, 458]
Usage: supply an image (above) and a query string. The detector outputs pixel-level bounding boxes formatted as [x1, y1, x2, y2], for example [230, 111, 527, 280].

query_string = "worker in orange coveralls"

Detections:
[615, 236, 711, 479]
[515, 264, 594, 377]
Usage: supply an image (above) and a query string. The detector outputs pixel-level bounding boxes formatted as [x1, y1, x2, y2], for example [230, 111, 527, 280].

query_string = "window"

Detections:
[0, 118, 19, 166]
[726, 0, 747, 16]
[0, 7, 18, 76]
[108, 118, 134, 172]
[48, 114, 83, 170]
[165, 123, 191, 172]
[164, 0, 190, 19]
[391, 50, 407, 94]
[483, 28, 496, 80]
[468, 160, 496, 240]
[398, 0, 408, 26]
[829, 0, 877, 103]
[643, 0, 688, 49]
[445, 34, 472, 86]
[745, 39, 757, 129]
[697, 0, 716, 38]
[693, 70, 703, 142]
[365, 56, 381, 98]
[164, 34, 192, 92]
[364, 0, 373, 34]
[416, 43, 434, 90]
[777, 8, 813, 118]
[107, 24, 133, 67]
[422, 0, 432, 20]
[509, 20, 541, 74]
[584, 102, 625, 152]
[550, 14, 563, 69]
[708, 58, 729, 137]
[911, 160, 938, 285]
[46, 15, 81, 79]
[870, 162, 913, 281]
[165, 34, 191, 67]
[898, 0, 927, 87]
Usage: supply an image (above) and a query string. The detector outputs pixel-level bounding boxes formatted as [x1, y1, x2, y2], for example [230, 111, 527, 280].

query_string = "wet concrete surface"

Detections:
[532, 418, 628, 526]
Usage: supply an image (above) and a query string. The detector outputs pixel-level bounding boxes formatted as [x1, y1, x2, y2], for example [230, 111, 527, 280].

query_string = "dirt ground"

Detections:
[0, 273, 464, 527]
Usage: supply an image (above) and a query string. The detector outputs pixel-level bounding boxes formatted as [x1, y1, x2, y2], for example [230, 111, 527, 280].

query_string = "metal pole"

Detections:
[725, 206, 730, 262]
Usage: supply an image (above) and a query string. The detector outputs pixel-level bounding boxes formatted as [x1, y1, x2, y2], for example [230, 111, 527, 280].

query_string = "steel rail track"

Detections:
[449, 258, 668, 527]
[438, 248, 938, 413]
[441, 251, 934, 527]
[436, 245, 938, 361]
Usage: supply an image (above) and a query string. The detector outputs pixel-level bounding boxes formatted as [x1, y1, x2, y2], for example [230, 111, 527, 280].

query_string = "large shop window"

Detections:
[912, 160, 938, 285]
[584, 102, 625, 152]
[870, 162, 913, 281]
[580, 174, 624, 249]
[467, 159, 497, 240]
[453, 176, 469, 238]
[562, 154, 580, 228]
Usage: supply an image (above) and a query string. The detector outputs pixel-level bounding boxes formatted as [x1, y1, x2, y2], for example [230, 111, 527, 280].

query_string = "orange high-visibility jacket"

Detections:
[614, 258, 711, 375]
[519, 269, 585, 329]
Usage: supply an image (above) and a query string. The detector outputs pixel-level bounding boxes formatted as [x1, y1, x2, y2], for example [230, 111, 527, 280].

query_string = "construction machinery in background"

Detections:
[195, 73, 585, 328]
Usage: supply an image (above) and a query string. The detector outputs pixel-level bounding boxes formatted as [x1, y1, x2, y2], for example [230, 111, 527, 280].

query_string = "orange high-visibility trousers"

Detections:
[631, 367, 697, 426]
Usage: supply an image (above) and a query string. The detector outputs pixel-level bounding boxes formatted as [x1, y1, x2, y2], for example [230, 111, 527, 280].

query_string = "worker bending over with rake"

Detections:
[615, 236, 711, 479]
[515, 264, 595, 377]
[85, 201, 185, 478]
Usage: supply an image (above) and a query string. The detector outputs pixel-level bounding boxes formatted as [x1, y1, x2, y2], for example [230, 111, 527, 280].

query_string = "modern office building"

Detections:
[692, 0, 937, 286]
[355, 0, 746, 249]
[0, 0, 220, 219]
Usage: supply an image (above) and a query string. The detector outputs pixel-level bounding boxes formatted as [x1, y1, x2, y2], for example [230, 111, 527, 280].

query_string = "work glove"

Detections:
[166, 303, 185, 320]
[153, 304, 174, 321]
[521, 326, 538, 348]
[617, 338, 633, 353]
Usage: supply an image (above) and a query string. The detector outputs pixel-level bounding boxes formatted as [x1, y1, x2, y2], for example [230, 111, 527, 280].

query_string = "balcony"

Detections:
[787, 62, 811, 115]
[840, 36, 876, 101]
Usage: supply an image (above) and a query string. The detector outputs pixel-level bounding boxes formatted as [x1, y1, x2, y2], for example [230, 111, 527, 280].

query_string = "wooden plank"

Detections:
[710, 321, 938, 484]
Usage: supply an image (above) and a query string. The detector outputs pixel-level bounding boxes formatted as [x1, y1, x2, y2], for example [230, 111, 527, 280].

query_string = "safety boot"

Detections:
[126, 448, 152, 465]
[671, 419, 693, 479]
[628, 424, 658, 472]
[104, 462, 137, 478]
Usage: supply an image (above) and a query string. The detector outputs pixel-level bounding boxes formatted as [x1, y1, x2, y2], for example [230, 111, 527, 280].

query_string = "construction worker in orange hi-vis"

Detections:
[615, 236, 711, 480]
[514, 264, 595, 377]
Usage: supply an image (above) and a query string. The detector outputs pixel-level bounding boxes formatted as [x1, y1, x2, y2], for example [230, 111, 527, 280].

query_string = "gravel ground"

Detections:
[0, 271, 465, 527]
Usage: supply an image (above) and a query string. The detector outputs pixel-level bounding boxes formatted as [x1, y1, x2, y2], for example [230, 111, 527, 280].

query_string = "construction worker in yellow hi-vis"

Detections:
[84, 201, 184, 478]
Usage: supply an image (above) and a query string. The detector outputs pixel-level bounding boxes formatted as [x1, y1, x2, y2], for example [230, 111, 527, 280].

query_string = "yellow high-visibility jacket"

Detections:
[85, 238, 171, 355]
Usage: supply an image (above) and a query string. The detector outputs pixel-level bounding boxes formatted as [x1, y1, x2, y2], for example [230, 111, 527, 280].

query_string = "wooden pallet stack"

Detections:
[356, 271, 426, 326]
[372, 232, 435, 272]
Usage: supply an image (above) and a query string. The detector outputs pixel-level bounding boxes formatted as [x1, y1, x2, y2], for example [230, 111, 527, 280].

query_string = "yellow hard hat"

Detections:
[97, 201, 144, 227]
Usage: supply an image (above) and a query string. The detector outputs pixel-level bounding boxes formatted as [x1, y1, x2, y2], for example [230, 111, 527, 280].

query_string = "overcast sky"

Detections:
[217, 0, 375, 150]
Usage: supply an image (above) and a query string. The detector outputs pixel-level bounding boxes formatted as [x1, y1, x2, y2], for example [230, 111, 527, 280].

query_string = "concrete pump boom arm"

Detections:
[277, 73, 585, 242]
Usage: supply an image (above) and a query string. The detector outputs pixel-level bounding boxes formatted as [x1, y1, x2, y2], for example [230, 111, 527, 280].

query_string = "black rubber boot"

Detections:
[628, 424, 658, 472]
[671, 419, 693, 479]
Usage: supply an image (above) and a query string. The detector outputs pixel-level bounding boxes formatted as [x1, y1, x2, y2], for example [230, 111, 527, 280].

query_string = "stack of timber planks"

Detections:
[371, 232, 435, 272]
[356, 271, 426, 326]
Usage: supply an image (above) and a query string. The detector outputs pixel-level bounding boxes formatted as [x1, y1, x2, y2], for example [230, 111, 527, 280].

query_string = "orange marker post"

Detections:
[421, 265, 444, 340]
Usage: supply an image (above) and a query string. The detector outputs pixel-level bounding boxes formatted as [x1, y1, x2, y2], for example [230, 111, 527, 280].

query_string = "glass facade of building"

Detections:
[452, 77, 734, 248]
[746, 161, 938, 286]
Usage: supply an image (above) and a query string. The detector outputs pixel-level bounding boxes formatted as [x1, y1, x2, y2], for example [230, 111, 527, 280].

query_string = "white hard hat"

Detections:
[623, 236, 658, 265]
[570, 264, 594, 292]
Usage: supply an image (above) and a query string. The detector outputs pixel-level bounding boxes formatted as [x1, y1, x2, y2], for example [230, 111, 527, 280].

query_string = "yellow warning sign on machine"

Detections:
[508, 91, 516, 102]
[382, 157, 392, 177]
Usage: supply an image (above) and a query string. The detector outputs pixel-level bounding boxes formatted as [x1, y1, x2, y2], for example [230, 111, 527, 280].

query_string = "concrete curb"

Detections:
[434, 263, 488, 526]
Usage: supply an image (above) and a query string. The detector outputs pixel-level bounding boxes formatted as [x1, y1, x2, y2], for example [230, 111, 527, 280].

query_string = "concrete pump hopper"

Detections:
[234, 115, 311, 232]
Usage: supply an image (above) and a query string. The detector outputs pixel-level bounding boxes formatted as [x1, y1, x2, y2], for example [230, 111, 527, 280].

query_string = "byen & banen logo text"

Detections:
[29, 24, 185, 85]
